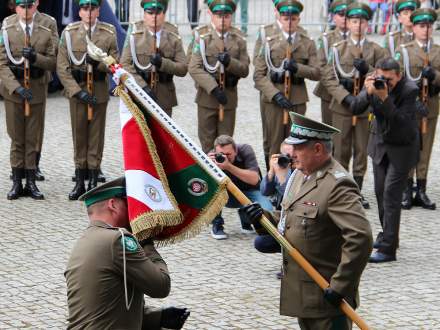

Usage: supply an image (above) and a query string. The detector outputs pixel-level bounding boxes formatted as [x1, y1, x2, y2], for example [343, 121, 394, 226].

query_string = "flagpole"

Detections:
[225, 179, 370, 330]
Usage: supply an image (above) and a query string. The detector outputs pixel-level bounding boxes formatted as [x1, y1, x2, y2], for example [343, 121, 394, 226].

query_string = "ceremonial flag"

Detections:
[117, 73, 228, 244]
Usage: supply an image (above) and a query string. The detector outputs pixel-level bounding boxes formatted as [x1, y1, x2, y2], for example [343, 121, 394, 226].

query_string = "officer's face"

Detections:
[15, 3, 37, 21]
[292, 142, 326, 175]
[333, 12, 347, 31]
[79, 6, 100, 26]
[398, 10, 413, 28]
[144, 11, 166, 31]
[413, 23, 433, 42]
[348, 18, 368, 38]
[209, 11, 233, 33]
[279, 14, 300, 34]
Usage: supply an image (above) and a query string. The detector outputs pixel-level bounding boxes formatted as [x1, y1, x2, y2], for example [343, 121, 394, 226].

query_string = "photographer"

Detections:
[208, 135, 272, 239]
[351, 57, 420, 263]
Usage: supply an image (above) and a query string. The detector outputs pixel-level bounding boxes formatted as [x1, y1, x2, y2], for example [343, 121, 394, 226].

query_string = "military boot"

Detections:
[401, 178, 413, 210]
[7, 168, 24, 200]
[87, 169, 99, 191]
[413, 179, 436, 210]
[69, 169, 86, 200]
[35, 152, 45, 181]
[97, 168, 106, 183]
[23, 169, 44, 200]
[354, 176, 370, 209]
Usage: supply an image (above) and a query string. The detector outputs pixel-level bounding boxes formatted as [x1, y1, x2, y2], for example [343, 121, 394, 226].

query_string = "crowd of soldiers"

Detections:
[0, 0, 439, 214]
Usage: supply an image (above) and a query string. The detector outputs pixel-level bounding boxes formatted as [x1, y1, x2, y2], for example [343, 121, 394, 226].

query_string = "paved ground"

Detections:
[1, 33, 440, 329]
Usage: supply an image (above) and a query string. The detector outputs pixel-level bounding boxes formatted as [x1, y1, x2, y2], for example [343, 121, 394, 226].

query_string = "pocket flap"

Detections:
[292, 205, 318, 219]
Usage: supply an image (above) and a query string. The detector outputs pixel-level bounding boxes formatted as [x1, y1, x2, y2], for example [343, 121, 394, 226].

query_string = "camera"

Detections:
[374, 76, 388, 90]
[215, 153, 226, 163]
[277, 154, 292, 169]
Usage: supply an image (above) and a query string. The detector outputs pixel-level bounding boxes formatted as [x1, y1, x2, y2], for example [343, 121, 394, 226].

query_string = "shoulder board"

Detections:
[299, 31, 311, 39]
[333, 40, 347, 48]
[322, 32, 328, 37]
[195, 24, 209, 32]
[230, 26, 245, 37]
[98, 24, 115, 34]
[39, 25, 51, 32]
[40, 12, 56, 21]
[389, 30, 398, 36]
[329, 170, 348, 180]
[164, 21, 178, 32]
[267, 35, 277, 42]
[167, 30, 181, 40]
[3, 14, 17, 27]
[65, 21, 81, 31]
[200, 33, 209, 40]
[401, 42, 410, 48]
[231, 30, 246, 41]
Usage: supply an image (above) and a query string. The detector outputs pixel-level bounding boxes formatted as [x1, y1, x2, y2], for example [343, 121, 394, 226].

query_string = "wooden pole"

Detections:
[226, 179, 370, 330]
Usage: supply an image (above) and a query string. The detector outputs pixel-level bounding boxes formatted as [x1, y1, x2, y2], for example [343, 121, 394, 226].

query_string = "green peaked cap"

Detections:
[79, 177, 126, 207]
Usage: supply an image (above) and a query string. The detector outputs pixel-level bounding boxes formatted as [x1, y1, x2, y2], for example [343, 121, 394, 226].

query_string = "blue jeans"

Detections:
[212, 189, 273, 227]
[254, 234, 281, 253]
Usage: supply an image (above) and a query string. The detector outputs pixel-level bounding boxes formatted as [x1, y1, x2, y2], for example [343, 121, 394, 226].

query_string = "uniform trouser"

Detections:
[263, 102, 307, 156]
[320, 99, 332, 125]
[70, 99, 108, 170]
[260, 95, 269, 158]
[36, 99, 45, 153]
[408, 116, 438, 180]
[298, 315, 352, 330]
[5, 99, 44, 169]
[373, 154, 408, 256]
[197, 105, 236, 153]
[332, 113, 369, 177]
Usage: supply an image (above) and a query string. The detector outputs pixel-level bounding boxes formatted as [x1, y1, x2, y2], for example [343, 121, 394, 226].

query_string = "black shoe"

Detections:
[276, 271, 283, 280]
[7, 168, 24, 200]
[373, 241, 381, 249]
[360, 195, 370, 209]
[369, 251, 396, 263]
[353, 176, 369, 209]
[211, 224, 228, 240]
[401, 178, 413, 210]
[413, 179, 436, 210]
[69, 169, 86, 200]
[87, 169, 99, 191]
[97, 169, 106, 183]
[23, 169, 44, 200]
[35, 152, 45, 181]
[72, 170, 89, 182]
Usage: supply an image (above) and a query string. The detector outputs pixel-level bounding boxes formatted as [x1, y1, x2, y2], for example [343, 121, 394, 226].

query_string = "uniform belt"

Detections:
[270, 72, 304, 85]
[72, 69, 107, 83]
[8, 64, 45, 79]
[136, 68, 174, 83]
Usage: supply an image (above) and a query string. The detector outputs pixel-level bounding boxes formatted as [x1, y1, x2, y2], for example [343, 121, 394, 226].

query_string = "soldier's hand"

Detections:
[142, 85, 158, 102]
[74, 91, 97, 106]
[283, 58, 298, 74]
[422, 66, 436, 82]
[273, 92, 294, 109]
[22, 47, 37, 64]
[238, 202, 264, 229]
[15, 86, 32, 101]
[323, 288, 343, 308]
[86, 54, 100, 68]
[217, 52, 231, 67]
[160, 307, 190, 329]
[353, 58, 369, 76]
[211, 86, 228, 105]
[150, 53, 163, 68]
[342, 94, 356, 108]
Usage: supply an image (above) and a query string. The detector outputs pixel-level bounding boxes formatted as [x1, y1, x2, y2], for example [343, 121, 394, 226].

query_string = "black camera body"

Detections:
[277, 154, 292, 169]
[215, 153, 226, 163]
[374, 76, 388, 90]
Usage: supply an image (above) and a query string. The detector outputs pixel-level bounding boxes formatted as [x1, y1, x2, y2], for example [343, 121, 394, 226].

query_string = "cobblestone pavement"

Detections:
[1, 35, 440, 330]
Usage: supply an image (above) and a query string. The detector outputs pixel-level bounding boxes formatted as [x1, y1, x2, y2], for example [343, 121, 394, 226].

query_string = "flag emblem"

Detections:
[145, 184, 162, 203]
[188, 178, 208, 196]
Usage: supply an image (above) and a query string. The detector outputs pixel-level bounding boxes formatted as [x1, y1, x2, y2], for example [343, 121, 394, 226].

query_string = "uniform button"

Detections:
[286, 225, 290, 229]
[303, 212, 307, 215]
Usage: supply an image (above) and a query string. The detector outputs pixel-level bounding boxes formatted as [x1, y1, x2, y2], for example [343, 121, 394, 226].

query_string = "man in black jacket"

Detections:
[351, 57, 420, 263]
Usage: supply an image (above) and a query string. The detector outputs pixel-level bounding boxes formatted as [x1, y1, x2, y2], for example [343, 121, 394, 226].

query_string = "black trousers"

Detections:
[187, 0, 199, 29]
[373, 154, 408, 255]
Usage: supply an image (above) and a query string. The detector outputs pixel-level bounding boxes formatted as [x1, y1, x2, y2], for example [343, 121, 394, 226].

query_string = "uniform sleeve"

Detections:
[327, 179, 373, 297]
[225, 37, 249, 78]
[56, 30, 82, 98]
[253, 42, 280, 100]
[120, 29, 148, 89]
[160, 36, 188, 77]
[253, 29, 263, 64]
[321, 49, 350, 104]
[96, 29, 119, 73]
[112, 233, 171, 299]
[34, 31, 57, 72]
[188, 38, 218, 94]
[0, 25, 21, 94]
[295, 39, 320, 81]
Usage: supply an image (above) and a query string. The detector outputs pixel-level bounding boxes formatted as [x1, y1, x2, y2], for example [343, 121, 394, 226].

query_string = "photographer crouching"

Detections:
[350, 57, 421, 263]
[208, 135, 273, 239]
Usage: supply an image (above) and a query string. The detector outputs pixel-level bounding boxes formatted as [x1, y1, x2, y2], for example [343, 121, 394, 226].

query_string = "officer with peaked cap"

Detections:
[65, 177, 190, 329]
[241, 113, 372, 330]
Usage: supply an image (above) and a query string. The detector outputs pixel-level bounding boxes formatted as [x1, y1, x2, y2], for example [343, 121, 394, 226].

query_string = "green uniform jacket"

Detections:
[57, 21, 119, 103]
[395, 41, 440, 119]
[253, 31, 320, 105]
[0, 13, 57, 104]
[383, 29, 413, 58]
[120, 20, 187, 110]
[65, 220, 170, 330]
[188, 29, 249, 110]
[275, 158, 372, 318]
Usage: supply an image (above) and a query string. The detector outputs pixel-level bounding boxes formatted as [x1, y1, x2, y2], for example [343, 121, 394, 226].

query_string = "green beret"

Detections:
[276, 0, 304, 15]
[346, 2, 373, 20]
[141, 0, 168, 12]
[79, 177, 127, 207]
[411, 8, 437, 24]
[209, 0, 237, 14]
[394, 0, 420, 13]
[76, 0, 101, 7]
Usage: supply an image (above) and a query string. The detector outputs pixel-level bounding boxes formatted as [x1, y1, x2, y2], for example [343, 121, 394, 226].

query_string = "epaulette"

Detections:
[267, 35, 277, 42]
[39, 25, 51, 32]
[164, 21, 179, 33]
[328, 169, 348, 180]
[195, 24, 209, 32]
[167, 30, 181, 40]
[65, 21, 81, 31]
[98, 22, 115, 34]
[299, 30, 311, 39]
[230, 26, 245, 38]
[3, 14, 17, 28]
[333, 39, 347, 48]
[40, 12, 56, 21]
[231, 29, 246, 41]
[400, 42, 411, 48]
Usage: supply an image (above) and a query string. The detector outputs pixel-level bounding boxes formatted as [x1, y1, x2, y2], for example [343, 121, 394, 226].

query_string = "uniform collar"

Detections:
[18, 13, 36, 35]
[416, 39, 431, 51]
[282, 30, 296, 42]
[350, 37, 366, 47]
[89, 219, 114, 229]
[211, 22, 229, 39]
[83, 20, 98, 34]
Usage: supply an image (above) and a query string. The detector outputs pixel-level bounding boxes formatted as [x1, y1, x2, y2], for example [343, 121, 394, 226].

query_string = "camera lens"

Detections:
[277, 154, 291, 169]
[215, 153, 226, 163]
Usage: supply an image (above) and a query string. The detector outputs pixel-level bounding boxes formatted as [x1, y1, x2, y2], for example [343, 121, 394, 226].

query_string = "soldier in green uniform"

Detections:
[57, 0, 119, 200]
[322, 2, 387, 209]
[0, 0, 57, 200]
[65, 177, 190, 329]
[241, 113, 372, 330]
[395, 8, 439, 210]
[254, 0, 320, 160]
[120, 0, 187, 117]
[383, 0, 420, 57]
[188, 0, 250, 153]
[314, 0, 352, 126]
